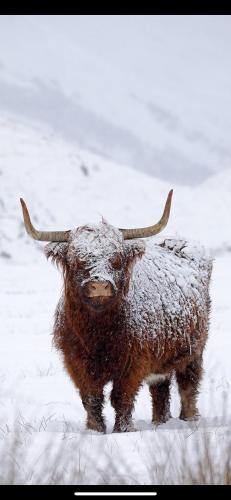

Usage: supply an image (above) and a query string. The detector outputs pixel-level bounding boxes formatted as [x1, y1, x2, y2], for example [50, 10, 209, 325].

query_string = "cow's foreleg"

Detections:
[149, 376, 171, 425]
[81, 391, 106, 433]
[176, 357, 203, 421]
[111, 378, 141, 432]
[64, 356, 106, 433]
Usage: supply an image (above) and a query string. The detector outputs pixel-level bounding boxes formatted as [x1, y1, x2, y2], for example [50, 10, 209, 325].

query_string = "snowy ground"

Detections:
[0, 118, 231, 484]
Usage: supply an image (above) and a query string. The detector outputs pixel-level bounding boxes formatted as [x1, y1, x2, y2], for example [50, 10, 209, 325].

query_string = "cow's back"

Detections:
[125, 238, 213, 350]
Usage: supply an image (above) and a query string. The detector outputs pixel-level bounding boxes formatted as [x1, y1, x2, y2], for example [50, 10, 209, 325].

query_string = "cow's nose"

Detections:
[84, 281, 114, 298]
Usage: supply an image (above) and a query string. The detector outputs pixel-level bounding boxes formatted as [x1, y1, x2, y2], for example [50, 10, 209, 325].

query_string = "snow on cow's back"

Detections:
[126, 237, 213, 342]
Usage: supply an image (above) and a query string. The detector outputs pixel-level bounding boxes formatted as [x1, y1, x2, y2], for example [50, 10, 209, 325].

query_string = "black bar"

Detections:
[0, 484, 230, 497]
[1, 3, 231, 15]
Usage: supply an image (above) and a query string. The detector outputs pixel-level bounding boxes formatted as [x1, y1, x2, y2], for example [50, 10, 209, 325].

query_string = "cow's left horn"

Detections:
[20, 198, 70, 242]
[119, 189, 173, 240]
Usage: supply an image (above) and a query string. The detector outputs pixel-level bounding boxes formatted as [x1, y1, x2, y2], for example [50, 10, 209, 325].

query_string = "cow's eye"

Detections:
[76, 258, 86, 268]
[111, 255, 122, 270]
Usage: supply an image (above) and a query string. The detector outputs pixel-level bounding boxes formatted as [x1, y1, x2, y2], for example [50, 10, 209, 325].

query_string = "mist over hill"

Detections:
[0, 15, 231, 185]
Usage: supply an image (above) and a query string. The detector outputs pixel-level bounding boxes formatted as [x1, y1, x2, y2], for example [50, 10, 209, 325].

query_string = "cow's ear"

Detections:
[44, 242, 69, 269]
[124, 239, 146, 261]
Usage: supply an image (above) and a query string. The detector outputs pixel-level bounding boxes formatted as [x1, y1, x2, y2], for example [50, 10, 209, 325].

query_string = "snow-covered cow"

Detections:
[20, 191, 212, 432]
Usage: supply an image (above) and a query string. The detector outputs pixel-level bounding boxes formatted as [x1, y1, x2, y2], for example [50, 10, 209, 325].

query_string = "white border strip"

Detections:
[74, 493, 157, 496]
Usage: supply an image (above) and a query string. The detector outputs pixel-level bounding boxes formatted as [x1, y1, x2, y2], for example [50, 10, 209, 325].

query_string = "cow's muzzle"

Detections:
[81, 280, 116, 309]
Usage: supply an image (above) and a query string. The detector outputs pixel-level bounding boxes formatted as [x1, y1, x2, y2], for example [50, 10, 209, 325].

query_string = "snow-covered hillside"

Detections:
[0, 15, 231, 185]
[0, 117, 231, 484]
[1, 117, 231, 265]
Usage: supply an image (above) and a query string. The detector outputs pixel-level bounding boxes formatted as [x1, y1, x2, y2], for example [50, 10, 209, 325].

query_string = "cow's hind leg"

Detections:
[176, 357, 203, 421]
[81, 391, 106, 433]
[149, 376, 171, 425]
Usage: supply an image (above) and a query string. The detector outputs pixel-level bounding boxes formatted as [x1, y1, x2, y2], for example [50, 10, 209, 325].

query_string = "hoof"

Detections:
[113, 420, 136, 433]
[113, 426, 136, 433]
[152, 412, 172, 426]
[179, 410, 200, 422]
[87, 418, 106, 433]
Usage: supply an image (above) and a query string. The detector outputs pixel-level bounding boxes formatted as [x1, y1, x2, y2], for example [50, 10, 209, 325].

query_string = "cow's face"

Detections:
[45, 221, 145, 312]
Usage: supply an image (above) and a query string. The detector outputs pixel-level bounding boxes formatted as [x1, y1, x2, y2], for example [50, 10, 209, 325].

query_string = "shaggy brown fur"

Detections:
[45, 224, 212, 433]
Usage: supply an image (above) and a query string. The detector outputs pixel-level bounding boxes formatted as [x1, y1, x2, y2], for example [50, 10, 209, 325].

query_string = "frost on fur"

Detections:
[44, 222, 212, 432]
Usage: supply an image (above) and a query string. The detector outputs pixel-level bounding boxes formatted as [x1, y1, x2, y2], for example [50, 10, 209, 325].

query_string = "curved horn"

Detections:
[119, 189, 173, 240]
[20, 198, 70, 242]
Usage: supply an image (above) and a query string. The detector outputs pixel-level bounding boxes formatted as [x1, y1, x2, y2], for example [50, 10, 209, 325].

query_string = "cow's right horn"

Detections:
[20, 198, 70, 242]
[119, 189, 173, 240]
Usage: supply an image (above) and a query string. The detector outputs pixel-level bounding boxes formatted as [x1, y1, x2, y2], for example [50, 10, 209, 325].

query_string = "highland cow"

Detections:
[20, 191, 212, 433]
